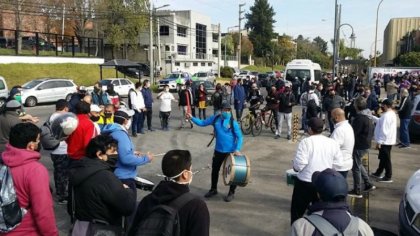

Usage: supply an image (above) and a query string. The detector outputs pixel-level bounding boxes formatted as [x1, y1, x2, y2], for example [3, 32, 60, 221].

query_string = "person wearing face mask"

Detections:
[323, 87, 345, 133]
[128, 150, 210, 236]
[91, 82, 111, 106]
[364, 87, 379, 113]
[68, 135, 135, 235]
[106, 84, 121, 110]
[141, 80, 155, 132]
[101, 108, 154, 202]
[157, 85, 177, 130]
[89, 104, 102, 135]
[2, 123, 59, 235]
[187, 102, 243, 202]
[129, 82, 146, 136]
[97, 104, 115, 130]
[68, 86, 88, 113]
[277, 83, 296, 140]
[1, 85, 39, 123]
[247, 83, 263, 119]
[233, 78, 246, 120]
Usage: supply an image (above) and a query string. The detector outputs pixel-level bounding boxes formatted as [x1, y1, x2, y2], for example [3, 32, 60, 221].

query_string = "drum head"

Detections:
[135, 177, 154, 186]
[242, 155, 251, 187]
[222, 154, 235, 186]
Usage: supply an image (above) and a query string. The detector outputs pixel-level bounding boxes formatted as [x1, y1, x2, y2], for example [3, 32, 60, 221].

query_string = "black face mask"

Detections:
[106, 154, 118, 169]
[104, 112, 112, 118]
[90, 116, 100, 122]
[35, 143, 42, 152]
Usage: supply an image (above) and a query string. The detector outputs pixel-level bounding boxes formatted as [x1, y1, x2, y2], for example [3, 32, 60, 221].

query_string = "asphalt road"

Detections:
[26, 96, 419, 236]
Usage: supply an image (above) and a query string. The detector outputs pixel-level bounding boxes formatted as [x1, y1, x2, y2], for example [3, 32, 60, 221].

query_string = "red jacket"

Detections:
[1, 144, 58, 236]
[66, 114, 96, 160]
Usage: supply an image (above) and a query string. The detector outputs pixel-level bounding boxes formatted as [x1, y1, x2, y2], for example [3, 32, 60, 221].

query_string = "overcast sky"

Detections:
[154, 0, 420, 58]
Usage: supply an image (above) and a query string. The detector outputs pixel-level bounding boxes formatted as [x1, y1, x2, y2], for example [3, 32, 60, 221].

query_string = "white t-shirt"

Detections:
[159, 92, 175, 112]
[330, 120, 355, 171]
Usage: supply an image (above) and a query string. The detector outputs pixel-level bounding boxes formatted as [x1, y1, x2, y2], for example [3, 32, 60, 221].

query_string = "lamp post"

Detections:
[336, 23, 356, 74]
[374, 0, 384, 67]
[224, 25, 239, 66]
[149, 2, 170, 85]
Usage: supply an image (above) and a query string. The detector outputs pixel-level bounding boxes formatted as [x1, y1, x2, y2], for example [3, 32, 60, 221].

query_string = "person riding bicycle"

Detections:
[247, 83, 264, 119]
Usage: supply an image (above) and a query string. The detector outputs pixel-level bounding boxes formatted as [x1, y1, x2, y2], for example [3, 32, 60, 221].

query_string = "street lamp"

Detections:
[374, 0, 384, 67]
[335, 23, 356, 74]
[224, 25, 238, 66]
[149, 2, 170, 85]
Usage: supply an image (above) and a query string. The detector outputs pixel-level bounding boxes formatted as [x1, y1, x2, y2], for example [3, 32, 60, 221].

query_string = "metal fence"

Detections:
[0, 28, 104, 58]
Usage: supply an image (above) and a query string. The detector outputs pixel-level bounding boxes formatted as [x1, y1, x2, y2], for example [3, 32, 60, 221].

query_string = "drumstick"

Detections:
[153, 153, 166, 157]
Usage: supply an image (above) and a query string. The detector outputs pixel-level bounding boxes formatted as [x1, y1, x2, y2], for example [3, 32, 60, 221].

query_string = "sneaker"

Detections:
[132, 133, 137, 137]
[348, 190, 363, 198]
[370, 173, 382, 179]
[190, 123, 194, 129]
[399, 145, 410, 149]
[377, 177, 393, 183]
[274, 135, 280, 139]
[364, 184, 376, 192]
[58, 199, 68, 205]
[223, 192, 235, 202]
[148, 128, 155, 132]
[204, 189, 218, 198]
[287, 135, 291, 140]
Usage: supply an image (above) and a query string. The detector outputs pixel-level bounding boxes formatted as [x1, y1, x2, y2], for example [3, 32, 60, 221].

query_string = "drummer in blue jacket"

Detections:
[187, 102, 243, 202]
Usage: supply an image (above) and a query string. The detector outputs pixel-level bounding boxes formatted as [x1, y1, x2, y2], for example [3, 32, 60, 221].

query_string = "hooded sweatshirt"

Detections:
[66, 114, 96, 160]
[101, 123, 150, 179]
[1, 144, 58, 236]
[128, 181, 209, 236]
[68, 157, 135, 226]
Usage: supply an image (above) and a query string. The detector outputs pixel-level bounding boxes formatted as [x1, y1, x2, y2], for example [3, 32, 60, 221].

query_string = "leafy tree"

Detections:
[397, 52, 420, 67]
[221, 34, 234, 56]
[231, 33, 254, 57]
[277, 34, 296, 65]
[313, 36, 328, 54]
[245, 0, 276, 57]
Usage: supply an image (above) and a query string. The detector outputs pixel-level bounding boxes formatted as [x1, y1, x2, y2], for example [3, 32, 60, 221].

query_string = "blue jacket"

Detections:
[92, 91, 110, 106]
[102, 123, 149, 179]
[142, 88, 153, 108]
[191, 115, 243, 153]
[233, 85, 246, 110]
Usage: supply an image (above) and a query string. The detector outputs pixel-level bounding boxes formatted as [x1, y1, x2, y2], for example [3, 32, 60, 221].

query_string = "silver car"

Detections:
[22, 78, 77, 107]
[192, 72, 216, 83]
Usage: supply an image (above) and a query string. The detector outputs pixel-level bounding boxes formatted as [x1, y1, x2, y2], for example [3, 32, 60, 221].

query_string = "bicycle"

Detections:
[251, 108, 277, 136]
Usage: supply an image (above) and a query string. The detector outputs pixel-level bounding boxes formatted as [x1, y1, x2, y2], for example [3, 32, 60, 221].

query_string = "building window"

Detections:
[208, 62, 212, 66]
[177, 25, 187, 37]
[160, 26, 169, 36]
[213, 33, 218, 42]
[212, 49, 218, 55]
[196, 23, 207, 59]
[201, 62, 205, 66]
[175, 62, 180, 66]
[177, 45, 187, 55]
[193, 62, 198, 66]
[165, 45, 170, 51]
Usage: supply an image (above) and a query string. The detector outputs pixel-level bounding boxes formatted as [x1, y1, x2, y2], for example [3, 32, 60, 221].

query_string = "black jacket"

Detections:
[178, 89, 193, 106]
[398, 96, 413, 119]
[129, 181, 210, 236]
[351, 113, 373, 150]
[278, 92, 295, 113]
[68, 157, 136, 226]
[323, 95, 345, 113]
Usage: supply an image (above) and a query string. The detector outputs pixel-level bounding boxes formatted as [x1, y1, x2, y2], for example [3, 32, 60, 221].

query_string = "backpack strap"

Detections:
[304, 214, 342, 236]
[168, 192, 196, 211]
[342, 216, 359, 235]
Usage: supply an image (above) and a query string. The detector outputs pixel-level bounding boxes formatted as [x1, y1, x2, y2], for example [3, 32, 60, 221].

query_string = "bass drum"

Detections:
[51, 112, 79, 141]
[222, 154, 251, 187]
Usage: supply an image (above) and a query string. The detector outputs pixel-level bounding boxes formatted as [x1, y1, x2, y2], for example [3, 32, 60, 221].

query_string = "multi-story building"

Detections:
[140, 10, 221, 75]
[383, 17, 420, 65]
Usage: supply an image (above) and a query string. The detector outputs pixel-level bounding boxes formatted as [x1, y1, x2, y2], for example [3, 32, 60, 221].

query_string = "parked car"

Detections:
[409, 98, 420, 141]
[158, 72, 191, 91]
[0, 37, 11, 48]
[86, 78, 135, 97]
[116, 63, 150, 78]
[21, 36, 56, 51]
[237, 70, 256, 80]
[399, 169, 420, 235]
[251, 71, 259, 79]
[258, 73, 269, 87]
[192, 72, 216, 83]
[0, 76, 9, 107]
[21, 78, 77, 107]
[192, 80, 215, 105]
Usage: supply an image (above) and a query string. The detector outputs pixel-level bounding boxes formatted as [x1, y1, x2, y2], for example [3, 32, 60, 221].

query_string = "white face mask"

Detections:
[165, 88, 169, 92]
[167, 170, 194, 185]
[124, 119, 132, 130]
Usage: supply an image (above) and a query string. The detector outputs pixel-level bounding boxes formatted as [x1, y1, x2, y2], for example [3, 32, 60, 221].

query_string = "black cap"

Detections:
[312, 168, 348, 201]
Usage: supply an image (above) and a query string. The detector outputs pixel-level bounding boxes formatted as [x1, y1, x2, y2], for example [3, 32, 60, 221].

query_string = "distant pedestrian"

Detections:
[277, 84, 296, 140]
[211, 83, 224, 115]
[178, 82, 194, 129]
[233, 79, 246, 120]
[397, 89, 413, 148]
[129, 82, 145, 136]
[141, 79, 155, 131]
[91, 82, 110, 106]
[197, 83, 208, 119]
[157, 85, 177, 130]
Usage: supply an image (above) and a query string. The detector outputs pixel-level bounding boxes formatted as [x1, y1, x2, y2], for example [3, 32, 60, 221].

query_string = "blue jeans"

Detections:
[352, 149, 372, 192]
[400, 118, 411, 146]
[132, 110, 144, 134]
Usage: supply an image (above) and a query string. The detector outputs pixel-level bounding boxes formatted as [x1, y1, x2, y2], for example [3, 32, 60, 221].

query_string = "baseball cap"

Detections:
[312, 168, 348, 202]
[90, 104, 102, 112]
[114, 107, 134, 120]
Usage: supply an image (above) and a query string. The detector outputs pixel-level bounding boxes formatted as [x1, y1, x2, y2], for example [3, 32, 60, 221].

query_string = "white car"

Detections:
[86, 78, 135, 97]
[399, 169, 420, 235]
[192, 72, 216, 83]
[237, 70, 256, 80]
[158, 72, 191, 91]
[22, 78, 77, 107]
[0, 76, 8, 107]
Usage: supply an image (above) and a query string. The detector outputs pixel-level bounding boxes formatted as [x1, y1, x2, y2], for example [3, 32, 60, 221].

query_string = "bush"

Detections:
[220, 66, 233, 78]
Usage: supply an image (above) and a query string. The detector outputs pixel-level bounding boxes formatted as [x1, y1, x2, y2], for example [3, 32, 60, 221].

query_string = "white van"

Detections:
[0, 76, 8, 106]
[284, 59, 322, 84]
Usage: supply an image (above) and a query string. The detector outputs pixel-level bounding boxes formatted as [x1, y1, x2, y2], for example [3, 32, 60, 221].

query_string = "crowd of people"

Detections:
[0, 69, 418, 235]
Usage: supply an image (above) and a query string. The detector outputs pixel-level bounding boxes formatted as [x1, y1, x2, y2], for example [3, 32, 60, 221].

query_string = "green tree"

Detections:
[398, 52, 420, 66]
[277, 34, 296, 65]
[221, 34, 234, 56]
[245, 0, 276, 57]
[313, 36, 328, 54]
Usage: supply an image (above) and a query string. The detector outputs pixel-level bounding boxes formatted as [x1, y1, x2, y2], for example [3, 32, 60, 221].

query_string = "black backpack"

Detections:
[131, 192, 196, 236]
[211, 91, 223, 109]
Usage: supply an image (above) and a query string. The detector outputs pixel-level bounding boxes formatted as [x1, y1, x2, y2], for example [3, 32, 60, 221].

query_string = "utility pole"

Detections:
[336, 4, 341, 75]
[61, 4, 65, 52]
[157, 17, 161, 71]
[332, 0, 338, 78]
[374, 0, 385, 67]
[218, 23, 221, 77]
[238, 3, 245, 69]
[149, 2, 154, 84]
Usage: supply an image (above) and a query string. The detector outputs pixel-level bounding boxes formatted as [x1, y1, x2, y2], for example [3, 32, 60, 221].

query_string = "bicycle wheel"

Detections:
[252, 116, 263, 136]
[241, 115, 252, 135]
[269, 116, 276, 133]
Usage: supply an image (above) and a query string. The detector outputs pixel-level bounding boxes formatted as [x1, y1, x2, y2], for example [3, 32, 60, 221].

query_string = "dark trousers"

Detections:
[211, 151, 237, 194]
[50, 154, 70, 200]
[327, 111, 335, 133]
[290, 178, 319, 224]
[143, 108, 153, 130]
[120, 178, 137, 228]
[338, 171, 348, 179]
[352, 149, 372, 192]
[159, 111, 171, 129]
[375, 144, 393, 178]
[198, 108, 207, 119]
[235, 109, 243, 121]
[132, 110, 144, 134]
